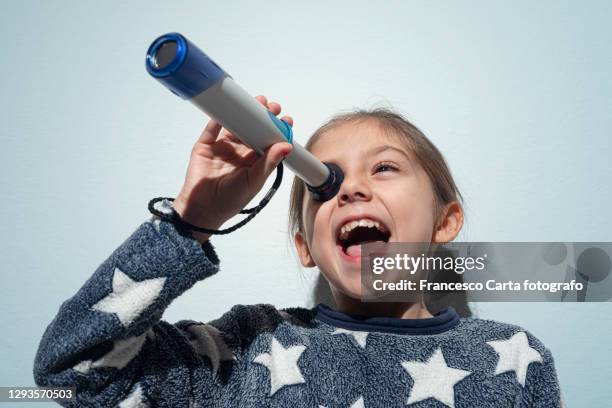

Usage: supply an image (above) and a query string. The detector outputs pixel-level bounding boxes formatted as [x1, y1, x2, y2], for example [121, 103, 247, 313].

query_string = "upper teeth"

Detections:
[338, 218, 388, 241]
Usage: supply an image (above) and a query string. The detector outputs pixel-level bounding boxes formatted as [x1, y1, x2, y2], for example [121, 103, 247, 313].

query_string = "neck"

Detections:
[331, 291, 433, 319]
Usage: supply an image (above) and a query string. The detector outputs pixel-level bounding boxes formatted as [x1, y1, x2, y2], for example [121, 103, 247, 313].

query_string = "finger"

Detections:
[255, 95, 268, 108]
[281, 115, 294, 127]
[231, 139, 254, 157]
[197, 119, 222, 145]
[268, 101, 281, 115]
[246, 142, 293, 191]
[216, 126, 252, 151]
[218, 126, 242, 142]
[241, 148, 259, 167]
[223, 131, 244, 144]
[209, 137, 253, 161]
[221, 132, 252, 155]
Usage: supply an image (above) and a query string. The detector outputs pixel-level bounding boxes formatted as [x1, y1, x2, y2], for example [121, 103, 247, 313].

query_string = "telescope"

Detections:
[145, 32, 343, 201]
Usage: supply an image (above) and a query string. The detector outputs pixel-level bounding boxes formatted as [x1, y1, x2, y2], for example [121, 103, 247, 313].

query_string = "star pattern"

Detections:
[92, 267, 166, 327]
[73, 330, 152, 374]
[74, 250, 549, 407]
[117, 383, 147, 407]
[186, 324, 235, 377]
[253, 336, 306, 396]
[401, 348, 471, 408]
[487, 331, 543, 387]
[319, 395, 364, 408]
[349, 396, 365, 408]
[331, 328, 369, 348]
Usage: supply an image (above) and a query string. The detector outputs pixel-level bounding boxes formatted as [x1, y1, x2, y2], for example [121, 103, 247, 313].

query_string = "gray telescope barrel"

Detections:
[190, 78, 329, 187]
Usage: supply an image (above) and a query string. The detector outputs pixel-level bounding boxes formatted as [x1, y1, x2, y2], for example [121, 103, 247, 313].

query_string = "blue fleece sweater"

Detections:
[33, 201, 563, 407]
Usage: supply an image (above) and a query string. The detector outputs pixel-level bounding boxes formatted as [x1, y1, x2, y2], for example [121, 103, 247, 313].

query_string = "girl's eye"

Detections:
[373, 162, 399, 173]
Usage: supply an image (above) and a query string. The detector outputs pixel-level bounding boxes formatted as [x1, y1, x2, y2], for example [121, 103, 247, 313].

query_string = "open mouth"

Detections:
[336, 218, 391, 261]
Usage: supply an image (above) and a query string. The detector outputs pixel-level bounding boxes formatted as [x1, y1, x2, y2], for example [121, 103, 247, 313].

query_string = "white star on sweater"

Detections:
[331, 328, 369, 348]
[349, 396, 365, 408]
[253, 336, 306, 396]
[186, 324, 235, 377]
[319, 395, 364, 408]
[73, 330, 151, 374]
[118, 383, 147, 407]
[92, 267, 166, 328]
[487, 331, 543, 387]
[402, 347, 471, 408]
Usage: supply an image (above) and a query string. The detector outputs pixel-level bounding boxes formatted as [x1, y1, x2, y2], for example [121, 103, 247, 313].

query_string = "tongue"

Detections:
[346, 245, 362, 257]
[345, 240, 389, 258]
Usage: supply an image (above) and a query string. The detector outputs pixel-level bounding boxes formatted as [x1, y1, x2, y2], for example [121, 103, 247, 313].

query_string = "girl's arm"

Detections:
[33, 94, 294, 406]
[525, 333, 564, 407]
[33, 210, 232, 407]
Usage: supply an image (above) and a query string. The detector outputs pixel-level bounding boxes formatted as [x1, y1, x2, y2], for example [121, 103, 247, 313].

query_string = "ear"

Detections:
[433, 201, 464, 243]
[294, 231, 316, 267]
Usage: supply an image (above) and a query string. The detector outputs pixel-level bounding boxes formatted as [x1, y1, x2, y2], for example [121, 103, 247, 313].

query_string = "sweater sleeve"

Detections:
[525, 332, 563, 408]
[32, 207, 238, 407]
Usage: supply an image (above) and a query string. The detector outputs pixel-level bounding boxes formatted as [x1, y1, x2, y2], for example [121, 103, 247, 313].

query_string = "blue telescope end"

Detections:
[145, 33, 227, 99]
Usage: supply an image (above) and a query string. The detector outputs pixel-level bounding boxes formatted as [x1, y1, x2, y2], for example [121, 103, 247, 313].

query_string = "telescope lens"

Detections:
[153, 40, 178, 69]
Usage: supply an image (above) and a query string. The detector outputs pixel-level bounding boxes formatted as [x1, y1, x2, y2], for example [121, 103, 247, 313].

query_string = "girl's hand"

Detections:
[172, 95, 293, 243]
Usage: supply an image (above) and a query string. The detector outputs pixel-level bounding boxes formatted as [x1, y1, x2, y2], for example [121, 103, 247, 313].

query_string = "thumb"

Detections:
[247, 142, 293, 191]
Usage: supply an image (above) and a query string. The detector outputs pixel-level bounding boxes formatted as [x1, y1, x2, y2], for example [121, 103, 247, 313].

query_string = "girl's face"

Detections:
[294, 120, 459, 299]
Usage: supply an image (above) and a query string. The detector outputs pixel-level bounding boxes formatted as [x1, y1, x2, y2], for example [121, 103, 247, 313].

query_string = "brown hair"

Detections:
[288, 107, 463, 237]
[287, 107, 472, 317]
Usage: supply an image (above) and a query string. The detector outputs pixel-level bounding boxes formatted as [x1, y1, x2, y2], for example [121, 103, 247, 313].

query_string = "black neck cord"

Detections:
[148, 162, 283, 235]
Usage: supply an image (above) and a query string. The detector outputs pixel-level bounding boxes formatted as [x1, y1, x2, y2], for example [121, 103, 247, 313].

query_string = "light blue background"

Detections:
[1, 1, 610, 406]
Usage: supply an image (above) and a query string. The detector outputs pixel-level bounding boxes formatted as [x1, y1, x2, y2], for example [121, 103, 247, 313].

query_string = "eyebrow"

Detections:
[367, 145, 412, 160]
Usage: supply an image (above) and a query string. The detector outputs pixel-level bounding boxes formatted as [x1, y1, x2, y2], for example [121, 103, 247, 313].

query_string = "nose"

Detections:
[337, 172, 372, 205]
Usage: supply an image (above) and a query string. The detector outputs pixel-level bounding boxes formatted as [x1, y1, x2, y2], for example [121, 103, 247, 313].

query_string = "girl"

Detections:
[34, 96, 562, 407]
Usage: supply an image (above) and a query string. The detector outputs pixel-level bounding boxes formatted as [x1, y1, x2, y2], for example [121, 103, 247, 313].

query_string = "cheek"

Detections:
[302, 201, 330, 246]
[310, 203, 333, 244]
[384, 186, 437, 241]
[303, 203, 337, 263]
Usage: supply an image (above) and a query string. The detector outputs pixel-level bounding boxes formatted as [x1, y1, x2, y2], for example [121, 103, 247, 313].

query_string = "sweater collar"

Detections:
[314, 303, 460, 335]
